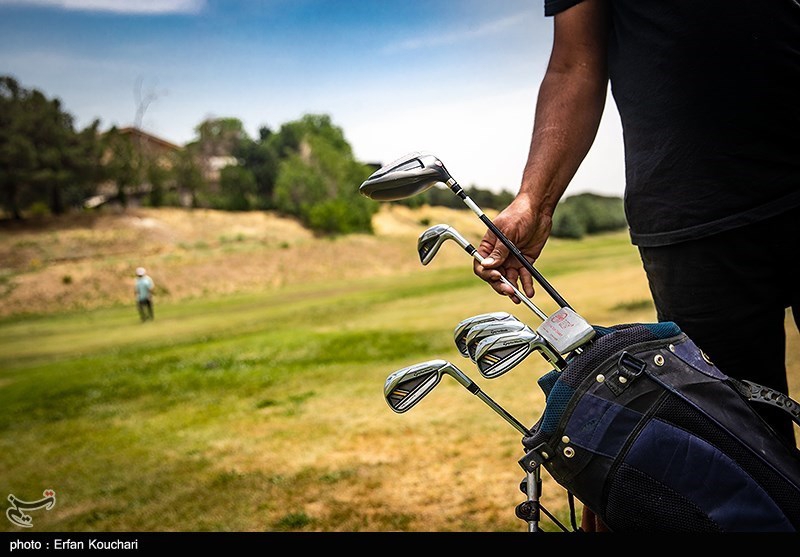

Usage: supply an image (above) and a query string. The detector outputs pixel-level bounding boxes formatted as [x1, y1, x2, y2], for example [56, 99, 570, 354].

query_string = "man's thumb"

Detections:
[482, 243, 510, 268]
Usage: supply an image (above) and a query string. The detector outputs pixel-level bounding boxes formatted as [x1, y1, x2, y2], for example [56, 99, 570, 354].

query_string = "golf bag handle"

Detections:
[732, 379, 800, 427]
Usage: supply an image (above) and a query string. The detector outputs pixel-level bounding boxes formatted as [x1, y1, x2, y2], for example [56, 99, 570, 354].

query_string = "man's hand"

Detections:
[473, 193, 553, 304]
[472, 1, 608, 306]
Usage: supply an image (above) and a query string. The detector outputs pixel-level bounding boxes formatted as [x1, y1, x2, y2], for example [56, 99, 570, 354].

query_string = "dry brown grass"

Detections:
[0, 205, 496, 318]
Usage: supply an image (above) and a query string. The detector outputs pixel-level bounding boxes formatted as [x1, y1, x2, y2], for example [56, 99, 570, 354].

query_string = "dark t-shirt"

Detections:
[544, 0, 800, 246]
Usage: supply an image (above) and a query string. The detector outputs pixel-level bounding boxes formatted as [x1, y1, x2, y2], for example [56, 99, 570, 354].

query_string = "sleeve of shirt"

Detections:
[544, 0, 586, 17]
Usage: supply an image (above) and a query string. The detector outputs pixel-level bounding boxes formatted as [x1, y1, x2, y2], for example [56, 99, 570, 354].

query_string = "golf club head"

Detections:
[475, 329, 564, 378]
[536, 307, 596, 354]
[453, 312, 517, 358]
[359, 152, 451, 201]
[384, 359, 470, 413]
[417, 224, 470, 265]
[418, 224, 550, 322]
[465, 320, 530, 362]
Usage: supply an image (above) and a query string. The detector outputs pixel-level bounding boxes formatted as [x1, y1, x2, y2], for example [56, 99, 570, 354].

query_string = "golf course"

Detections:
[1, 205, 798, 532]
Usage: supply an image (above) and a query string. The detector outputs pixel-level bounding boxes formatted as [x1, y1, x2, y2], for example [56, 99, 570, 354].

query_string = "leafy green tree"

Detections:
[173, 149, 205, 208]
[103, 127, 139, 207]
[235, 126, 278, 209]
[146, 162, 169, 207]
[551, 205, 586, 239]
[63, 119, 106, 209]
[190, 117, 248, 157]
[270, 114, 377, 234]
[0, 78, 36, 218]
[272, 153, 325, 216]
[0, 76, 104, 218]
[216, 166, 257, 211]
[551, 192, 627, 239]
[307, 198, 374, 235]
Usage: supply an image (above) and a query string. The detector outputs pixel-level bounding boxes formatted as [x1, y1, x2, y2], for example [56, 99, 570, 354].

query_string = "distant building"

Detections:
[116, 127, 181, 165]
[89, 126, 183, 209]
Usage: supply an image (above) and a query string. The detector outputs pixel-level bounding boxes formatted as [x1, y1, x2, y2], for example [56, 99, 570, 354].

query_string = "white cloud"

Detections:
[0, 0, 205, 14]
[383, 12, 530, 53]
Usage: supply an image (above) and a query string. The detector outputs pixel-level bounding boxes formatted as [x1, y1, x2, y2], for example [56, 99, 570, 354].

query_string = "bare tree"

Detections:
[131, 77, 168, 205]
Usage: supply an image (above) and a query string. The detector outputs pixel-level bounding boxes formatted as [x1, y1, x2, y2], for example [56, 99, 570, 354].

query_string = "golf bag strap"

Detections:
[730, 378, 800, 427]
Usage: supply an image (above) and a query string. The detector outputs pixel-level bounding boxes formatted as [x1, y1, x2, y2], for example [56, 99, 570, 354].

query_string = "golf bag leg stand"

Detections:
[518, 448, 575, 532]
[516, 468, 541, 532]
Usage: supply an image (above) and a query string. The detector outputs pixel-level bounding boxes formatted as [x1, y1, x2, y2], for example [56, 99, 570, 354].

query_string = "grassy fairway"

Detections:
[1, 230, 797, 532]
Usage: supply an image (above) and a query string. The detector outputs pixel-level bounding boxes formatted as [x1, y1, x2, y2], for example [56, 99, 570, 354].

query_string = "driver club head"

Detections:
[359, 152, 451, 201]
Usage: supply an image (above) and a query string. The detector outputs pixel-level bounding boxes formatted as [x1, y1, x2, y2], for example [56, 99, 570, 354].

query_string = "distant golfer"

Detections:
[134, 267, 154, 322]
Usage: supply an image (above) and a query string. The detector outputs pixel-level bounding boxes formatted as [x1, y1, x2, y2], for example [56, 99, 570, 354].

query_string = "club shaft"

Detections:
[446, 180, 571, 310]
[473, 390, 532, 436]
[461, 245, 548, 321]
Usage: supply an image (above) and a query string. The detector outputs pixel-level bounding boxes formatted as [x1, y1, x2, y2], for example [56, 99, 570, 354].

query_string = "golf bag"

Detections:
[519, 321, 800, 532]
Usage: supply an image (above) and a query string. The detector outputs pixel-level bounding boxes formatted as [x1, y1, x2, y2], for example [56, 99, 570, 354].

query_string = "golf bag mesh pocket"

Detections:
[611, 412, 796, 531]
[605, 463, 720, 532]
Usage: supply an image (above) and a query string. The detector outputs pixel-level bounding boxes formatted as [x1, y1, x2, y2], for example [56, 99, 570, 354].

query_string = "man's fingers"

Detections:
[473, 260, 505, 282]
[518, 267, 535, 299]
[500, 267, 521, 303]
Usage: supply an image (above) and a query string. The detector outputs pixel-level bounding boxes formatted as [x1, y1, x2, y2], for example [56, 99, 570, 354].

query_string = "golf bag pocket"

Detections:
[520, 322, 800, 532]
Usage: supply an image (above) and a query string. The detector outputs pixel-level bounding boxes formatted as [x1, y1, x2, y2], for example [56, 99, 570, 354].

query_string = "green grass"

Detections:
[0, 257, 497, 531]
[1, 231, 795, 532]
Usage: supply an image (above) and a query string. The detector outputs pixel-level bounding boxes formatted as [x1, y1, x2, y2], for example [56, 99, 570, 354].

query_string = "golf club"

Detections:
[360, 152, 570, 309]
[384, 359, 563, 533]
[384, 359, 531, 435]
[465, 320, 531, 362]
[474, 329, 567, 378]
[417, 224, 548, 321]
[453, 312, 518, 358]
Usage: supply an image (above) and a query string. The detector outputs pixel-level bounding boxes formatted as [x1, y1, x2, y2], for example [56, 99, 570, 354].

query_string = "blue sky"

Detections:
[0, 0, 625, 197]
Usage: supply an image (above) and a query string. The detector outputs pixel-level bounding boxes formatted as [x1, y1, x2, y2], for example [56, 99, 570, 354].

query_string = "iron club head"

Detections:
[465, 320, 530, 362]
[417, 224, 471, 266]
[453, 312, 518, 358]
[474, 329, 566, 378]
[383, 359, 472, 413]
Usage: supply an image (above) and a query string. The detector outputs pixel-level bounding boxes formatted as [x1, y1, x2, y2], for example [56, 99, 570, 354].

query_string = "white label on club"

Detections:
[537, 307, 594, 353]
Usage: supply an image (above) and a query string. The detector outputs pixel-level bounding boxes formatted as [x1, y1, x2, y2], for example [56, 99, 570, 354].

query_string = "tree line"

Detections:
[0, 75, 627, 238]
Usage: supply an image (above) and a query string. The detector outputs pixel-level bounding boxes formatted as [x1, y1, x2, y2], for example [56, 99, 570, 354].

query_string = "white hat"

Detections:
[136, 267, 146, 276]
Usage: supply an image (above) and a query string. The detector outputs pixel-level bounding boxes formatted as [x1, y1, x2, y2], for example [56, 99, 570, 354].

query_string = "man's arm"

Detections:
[474, 0, 609, 300]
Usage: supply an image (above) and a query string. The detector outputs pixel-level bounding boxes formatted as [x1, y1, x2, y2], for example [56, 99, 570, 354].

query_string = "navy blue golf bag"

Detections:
[520, 322, 800, 532]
